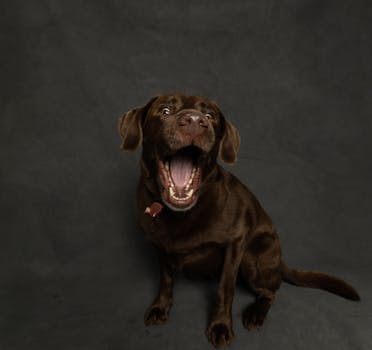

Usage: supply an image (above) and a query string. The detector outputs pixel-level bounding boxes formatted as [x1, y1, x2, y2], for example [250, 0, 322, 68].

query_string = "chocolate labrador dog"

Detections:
[118, 93, 359, 347]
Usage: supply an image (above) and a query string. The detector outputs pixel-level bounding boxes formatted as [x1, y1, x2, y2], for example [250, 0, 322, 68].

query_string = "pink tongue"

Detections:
[170, 154, 193, 188]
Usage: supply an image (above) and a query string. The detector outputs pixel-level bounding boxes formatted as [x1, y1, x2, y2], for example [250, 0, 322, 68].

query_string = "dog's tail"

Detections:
[280, 260, 360, 301]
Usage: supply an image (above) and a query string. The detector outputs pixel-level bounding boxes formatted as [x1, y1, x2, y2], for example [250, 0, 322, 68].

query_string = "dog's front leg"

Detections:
[144, 254, 173, 326]
[206, 237, 245, 347]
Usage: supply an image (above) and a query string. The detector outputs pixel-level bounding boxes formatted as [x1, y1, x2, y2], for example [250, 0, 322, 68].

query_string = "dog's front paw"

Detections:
[205, 321, 234, 348]
[144, 304, 170, 326]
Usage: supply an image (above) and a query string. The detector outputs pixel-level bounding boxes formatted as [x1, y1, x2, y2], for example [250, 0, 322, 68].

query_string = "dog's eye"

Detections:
[204, 113, 213, 119]
[162, 107, 171, 115]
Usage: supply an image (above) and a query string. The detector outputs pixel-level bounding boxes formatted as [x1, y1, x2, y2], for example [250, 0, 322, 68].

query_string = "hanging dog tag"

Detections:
[145, 202, 163, 218]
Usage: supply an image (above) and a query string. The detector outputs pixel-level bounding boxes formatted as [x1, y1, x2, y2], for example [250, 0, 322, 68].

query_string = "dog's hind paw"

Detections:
[242, 299, 270, 331]
[144, 304, 170, 326]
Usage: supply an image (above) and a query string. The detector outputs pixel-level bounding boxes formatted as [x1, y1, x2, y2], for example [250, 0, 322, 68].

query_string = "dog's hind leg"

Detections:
[241, 283, 279, 331]
[240, 232, 282, 330]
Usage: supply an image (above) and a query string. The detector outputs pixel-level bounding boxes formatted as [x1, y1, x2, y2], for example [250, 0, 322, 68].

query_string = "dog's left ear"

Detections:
[219, 118, 240, 164]
[118, 96, 157, 151]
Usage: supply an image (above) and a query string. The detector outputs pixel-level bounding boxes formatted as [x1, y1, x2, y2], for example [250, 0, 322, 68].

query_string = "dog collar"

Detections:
[145, 202, 163, 218]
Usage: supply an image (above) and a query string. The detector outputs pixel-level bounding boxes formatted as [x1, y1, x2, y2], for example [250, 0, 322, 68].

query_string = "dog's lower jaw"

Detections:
[161, 192, 199, 212]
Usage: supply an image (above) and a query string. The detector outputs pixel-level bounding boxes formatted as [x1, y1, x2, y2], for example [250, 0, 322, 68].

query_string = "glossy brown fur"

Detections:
[118, 93, 360, 348]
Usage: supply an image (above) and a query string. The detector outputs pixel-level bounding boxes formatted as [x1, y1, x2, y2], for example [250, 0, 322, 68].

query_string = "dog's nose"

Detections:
[178, 113, 208, 136]
[179, 113, 208, 128]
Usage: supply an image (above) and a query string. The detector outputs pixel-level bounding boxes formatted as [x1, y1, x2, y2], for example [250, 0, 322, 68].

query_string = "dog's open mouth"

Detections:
[158, 145, 202, 211]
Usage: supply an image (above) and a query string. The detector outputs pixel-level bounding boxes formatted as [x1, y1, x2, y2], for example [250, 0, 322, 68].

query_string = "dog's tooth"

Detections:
[185, 190, 193, 199]
[184, 169, 198, 192]
[185, 179, 192, 191]
[165, 162, 169, 170]
[187, 174, 194, 185]
[186, 189, 194, 197]
[169, 187, 175, 197]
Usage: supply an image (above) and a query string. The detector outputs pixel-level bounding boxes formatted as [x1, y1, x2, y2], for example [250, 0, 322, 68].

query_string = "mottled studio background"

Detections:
[1, 1, 371, 349]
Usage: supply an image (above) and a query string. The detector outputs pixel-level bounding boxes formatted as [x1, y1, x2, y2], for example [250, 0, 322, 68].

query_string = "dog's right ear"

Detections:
[118, 97, 158, 151]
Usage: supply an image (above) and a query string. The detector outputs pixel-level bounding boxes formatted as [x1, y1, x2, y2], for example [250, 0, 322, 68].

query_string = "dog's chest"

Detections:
[140, 208, 233, 250]
[139, 210, 229, 275]
[166, 244, 225, 277]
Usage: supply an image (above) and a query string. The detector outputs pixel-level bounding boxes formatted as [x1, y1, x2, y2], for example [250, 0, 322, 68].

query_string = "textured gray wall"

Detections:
[1, 1, 371, 349]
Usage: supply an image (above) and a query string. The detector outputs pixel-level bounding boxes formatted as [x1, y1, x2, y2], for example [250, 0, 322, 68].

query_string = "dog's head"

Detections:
[119, 93, 240, 211]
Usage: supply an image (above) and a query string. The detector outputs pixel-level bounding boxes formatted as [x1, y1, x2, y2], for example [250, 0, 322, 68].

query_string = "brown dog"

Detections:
[118, 93, 359, 347]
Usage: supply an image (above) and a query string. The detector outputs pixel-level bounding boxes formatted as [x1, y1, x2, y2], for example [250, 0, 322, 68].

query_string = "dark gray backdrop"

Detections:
[1, 1, 371, 349]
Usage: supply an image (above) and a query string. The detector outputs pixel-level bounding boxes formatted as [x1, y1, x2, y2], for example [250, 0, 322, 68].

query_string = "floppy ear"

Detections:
[118, 97, 157, 151]
[219, 118, 240, 164]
